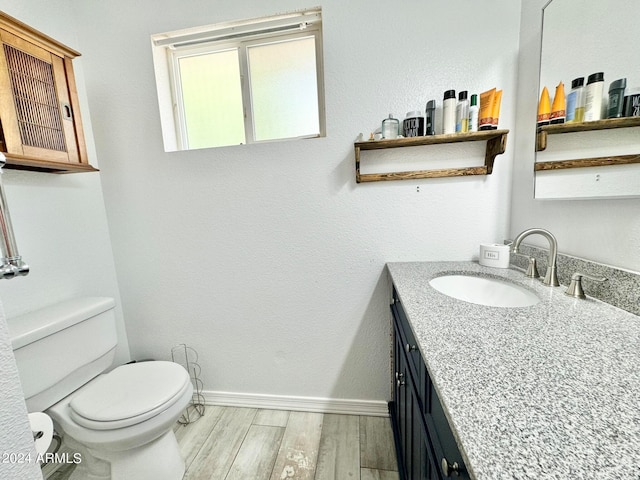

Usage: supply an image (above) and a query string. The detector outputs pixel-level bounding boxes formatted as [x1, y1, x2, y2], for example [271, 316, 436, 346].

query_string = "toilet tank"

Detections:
[7, 297, 118, 412]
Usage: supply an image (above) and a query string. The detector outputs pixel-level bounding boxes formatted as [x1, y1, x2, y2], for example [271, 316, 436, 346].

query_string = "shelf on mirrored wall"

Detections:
[535, 117, 640, 172]
[354, 129, 508, 183]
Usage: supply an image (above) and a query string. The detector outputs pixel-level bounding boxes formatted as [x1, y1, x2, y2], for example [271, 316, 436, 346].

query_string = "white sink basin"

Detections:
[429, 274, 540, 308]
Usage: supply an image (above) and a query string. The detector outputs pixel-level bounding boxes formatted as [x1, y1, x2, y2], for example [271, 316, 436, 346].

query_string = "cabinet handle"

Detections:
[395, 371, 404, 380]
[441, 458, 460, 477]
[61, 102, 73, 120]
[396, 378, 405, 387]
[405, 343, 417, 353]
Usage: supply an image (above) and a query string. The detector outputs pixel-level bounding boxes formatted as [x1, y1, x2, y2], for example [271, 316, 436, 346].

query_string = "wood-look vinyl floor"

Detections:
[44, 407, 399, 480]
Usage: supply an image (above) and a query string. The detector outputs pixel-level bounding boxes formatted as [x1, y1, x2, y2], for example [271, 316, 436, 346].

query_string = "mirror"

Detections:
[535, 0, 640, 200]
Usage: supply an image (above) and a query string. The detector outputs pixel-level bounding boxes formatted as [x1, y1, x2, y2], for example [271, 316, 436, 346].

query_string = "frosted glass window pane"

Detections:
[178, 49, 245, 148]
[248, 37, 319, 141]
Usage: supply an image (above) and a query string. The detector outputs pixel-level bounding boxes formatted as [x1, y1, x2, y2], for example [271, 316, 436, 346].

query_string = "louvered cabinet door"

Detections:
[0, 29, 88, 169]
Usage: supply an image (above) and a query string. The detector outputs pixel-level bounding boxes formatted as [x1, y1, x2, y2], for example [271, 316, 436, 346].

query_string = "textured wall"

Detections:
[0, 0, 130, 366]
[510, 0, 640, 271]
[0, 2, 130, 469]
[0, 300, 43, 480]
[70, 0, 521, 402]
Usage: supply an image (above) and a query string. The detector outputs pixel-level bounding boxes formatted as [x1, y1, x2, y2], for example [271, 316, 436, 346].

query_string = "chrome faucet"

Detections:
[0, 154, 29, 279]
[512, 228, 559, 287]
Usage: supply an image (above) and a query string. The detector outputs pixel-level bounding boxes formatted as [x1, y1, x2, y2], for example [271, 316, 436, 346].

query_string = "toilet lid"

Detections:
[69, 361, 190, 429]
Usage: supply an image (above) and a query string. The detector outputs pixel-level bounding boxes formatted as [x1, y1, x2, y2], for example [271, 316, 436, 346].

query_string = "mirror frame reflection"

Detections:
[534, 0, 640, 200]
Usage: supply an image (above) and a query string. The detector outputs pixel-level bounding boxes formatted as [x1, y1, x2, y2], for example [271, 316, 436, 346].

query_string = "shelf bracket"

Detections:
[485, 133, 508, 174]
[536, 130, 548, 152]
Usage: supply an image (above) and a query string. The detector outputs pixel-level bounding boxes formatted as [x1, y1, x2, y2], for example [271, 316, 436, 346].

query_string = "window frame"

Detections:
[158, 13, 325, 151]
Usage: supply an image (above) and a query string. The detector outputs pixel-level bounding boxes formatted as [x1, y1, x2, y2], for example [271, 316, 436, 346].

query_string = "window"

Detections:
[151, 9, 325, 151]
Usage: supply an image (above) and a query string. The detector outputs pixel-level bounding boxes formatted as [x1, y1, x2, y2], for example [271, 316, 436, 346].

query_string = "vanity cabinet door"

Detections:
[394, 325, 433, 479]
[391, 289, 470, 480]
[425, 385, 471, 480]
[392, 292, 423, 397]
[393, 328, 409, 475]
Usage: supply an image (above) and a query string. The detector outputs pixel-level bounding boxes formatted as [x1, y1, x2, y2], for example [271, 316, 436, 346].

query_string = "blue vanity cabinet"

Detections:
[393, 324, 435, 479]
[391, 288, 470, 480]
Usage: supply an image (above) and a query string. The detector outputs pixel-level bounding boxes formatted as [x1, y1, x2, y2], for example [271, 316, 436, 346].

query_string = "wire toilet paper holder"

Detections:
[171, 344, 205, 424]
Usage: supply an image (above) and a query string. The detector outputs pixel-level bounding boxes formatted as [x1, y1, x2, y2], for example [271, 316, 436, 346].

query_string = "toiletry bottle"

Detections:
[425, 100, 436, 135]
[455, 91, 469, 133]
[479, 88, 496, 130]
[623, 87, 640, 117]
[491, 90, 502, 129]
[381, 114, 399, 139]
[468, 94, 479, 132]
[550, 82, 565, 124]
[584, 72, 604, 121]
[537, 86, 551, 127]
[607, 78, 626, 118]
[566, 77, 585, 123]
[403, 111, 424, 137]
[442, 90, 456, 134]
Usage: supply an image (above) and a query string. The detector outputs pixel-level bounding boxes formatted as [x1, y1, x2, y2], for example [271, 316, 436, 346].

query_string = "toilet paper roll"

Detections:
[28, 412, 53, 455]
[479, 243, 511, 268]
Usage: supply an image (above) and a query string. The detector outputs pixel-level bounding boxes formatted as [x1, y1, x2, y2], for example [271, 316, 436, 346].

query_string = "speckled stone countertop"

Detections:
[387, 261, 640, 480]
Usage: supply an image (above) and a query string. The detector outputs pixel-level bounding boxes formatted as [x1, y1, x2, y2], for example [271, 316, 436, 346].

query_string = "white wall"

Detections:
[70, 0, 521, 402]
[0, 1, 129, 362]
[0, 300, 42, 480]
[511, 0, 640, 272]
[0, 0, 129, 465]
[0, 0, 130, 465]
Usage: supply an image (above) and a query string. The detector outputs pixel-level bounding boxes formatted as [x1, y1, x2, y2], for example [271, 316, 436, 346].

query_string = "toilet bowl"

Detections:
[49, 361, 192, 480]
[7, 297, 193, 480]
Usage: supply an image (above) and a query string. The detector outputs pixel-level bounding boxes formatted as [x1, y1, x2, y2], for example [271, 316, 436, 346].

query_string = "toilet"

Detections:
[7, 297, 193, 480]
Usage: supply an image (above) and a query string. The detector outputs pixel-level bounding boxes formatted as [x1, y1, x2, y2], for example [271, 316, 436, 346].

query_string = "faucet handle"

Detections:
[513, 252, 540, 279]
[525, 257, 540, 279]
[565, 272, 607, 299]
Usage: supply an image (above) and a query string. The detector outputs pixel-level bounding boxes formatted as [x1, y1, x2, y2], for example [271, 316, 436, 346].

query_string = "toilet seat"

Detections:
[69, 361, 191, 430]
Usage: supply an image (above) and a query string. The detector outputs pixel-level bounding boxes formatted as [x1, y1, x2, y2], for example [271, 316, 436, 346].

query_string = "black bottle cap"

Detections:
[609, 78, 627, 92]
[458, 90, 468, 101]
[587, 72, 604, 85]
[571, 77, 584, 89]
[444, 89, 456, 100]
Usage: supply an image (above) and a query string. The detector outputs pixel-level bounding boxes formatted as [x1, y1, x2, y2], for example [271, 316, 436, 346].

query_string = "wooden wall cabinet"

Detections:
[390, 288, 471, 480]
[0, 11, 97, 173]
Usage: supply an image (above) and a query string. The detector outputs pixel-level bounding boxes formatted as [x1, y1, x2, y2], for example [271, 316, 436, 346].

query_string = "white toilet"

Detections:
[7, 297, 193, 480]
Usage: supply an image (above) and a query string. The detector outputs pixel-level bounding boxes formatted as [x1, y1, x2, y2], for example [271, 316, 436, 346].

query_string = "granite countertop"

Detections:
[386, 261, 640, 480]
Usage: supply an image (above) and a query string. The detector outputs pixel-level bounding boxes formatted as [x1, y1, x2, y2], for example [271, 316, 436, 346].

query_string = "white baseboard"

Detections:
[201, 390, 389, 417]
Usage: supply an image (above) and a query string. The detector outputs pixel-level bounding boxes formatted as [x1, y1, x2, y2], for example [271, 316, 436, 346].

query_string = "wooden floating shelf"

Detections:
[535, 154, 640, 172]
[536, 117, 640, 152]
[535, 117, 640, 172]
[354, 129, 508, 183]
